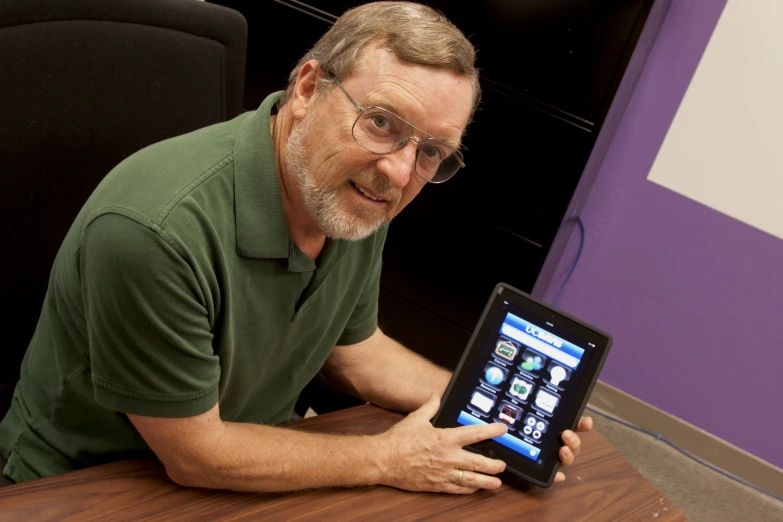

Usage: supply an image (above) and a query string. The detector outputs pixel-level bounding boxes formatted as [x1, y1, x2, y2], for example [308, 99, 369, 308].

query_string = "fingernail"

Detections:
[563, 431, 574, 442]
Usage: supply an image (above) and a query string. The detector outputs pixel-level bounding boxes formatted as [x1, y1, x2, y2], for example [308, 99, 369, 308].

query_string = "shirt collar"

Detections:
[233, 91, 290, 260]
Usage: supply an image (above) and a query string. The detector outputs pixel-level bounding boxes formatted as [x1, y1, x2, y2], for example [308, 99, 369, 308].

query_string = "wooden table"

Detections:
[0, 405, 685, 521]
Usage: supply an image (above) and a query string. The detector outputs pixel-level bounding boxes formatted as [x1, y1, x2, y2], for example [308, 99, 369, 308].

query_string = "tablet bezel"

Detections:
[432, 282, 612, 488]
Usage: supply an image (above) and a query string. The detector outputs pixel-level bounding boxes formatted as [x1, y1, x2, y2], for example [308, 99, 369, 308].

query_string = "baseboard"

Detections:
[587, 381, 783, 500]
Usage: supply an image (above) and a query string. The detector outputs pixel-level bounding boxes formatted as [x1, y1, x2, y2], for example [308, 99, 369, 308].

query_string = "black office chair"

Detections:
[0, 0, 247, 418]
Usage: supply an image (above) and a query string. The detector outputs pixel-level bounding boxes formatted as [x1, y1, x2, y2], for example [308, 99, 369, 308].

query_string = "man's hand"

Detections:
[554, 416, 593, 484]
[373, 394, 593, 493]
[324, 330, 592, 490]
[375, 394, 507, 494]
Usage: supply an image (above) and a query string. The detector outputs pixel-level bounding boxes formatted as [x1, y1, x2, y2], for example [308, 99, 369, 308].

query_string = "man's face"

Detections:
[286, 46, 474, 241]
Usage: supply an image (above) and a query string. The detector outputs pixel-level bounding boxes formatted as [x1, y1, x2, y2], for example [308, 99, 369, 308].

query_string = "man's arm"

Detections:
[129, 328, 587, 491]
[128, 397, 507, 493]
[321, 328, 451, 413]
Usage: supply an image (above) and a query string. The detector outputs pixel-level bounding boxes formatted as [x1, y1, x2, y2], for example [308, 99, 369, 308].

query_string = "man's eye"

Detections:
[372, 115, 390, 129]
[422, 145, 445, 161]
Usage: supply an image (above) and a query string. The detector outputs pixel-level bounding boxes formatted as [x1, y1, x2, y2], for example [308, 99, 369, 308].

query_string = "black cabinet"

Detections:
[210, 0, 664, 371]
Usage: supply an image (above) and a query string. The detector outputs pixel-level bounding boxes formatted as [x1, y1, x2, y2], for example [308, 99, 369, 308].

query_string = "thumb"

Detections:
[410, 393, 441, 422]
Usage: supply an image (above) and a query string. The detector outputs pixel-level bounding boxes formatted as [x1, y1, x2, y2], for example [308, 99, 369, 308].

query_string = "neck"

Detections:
[271, 106, 327, 260]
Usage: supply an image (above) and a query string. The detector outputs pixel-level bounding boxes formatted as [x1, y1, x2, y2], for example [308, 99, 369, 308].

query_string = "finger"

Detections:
[554, 471, 566, 483]
[459, 449, 506, 475]
[562, 430, 582, 457]
[409, 394, 441, 422]
[559, 446, 574, 468]
[456, 470, 503, 491]
[451, 422, 507, 446]
[576, 416, 593, 432]
[439, 469, 483, 495]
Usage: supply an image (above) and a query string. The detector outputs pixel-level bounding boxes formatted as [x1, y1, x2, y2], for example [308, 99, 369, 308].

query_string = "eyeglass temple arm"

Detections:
[331, 76, 364, 113]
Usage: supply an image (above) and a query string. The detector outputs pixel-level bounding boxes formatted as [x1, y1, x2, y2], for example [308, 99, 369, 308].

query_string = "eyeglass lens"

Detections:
[352, 107, 463, 183]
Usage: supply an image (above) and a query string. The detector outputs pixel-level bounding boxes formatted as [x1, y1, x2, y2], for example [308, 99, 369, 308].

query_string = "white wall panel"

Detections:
[647, 0, 783, 240]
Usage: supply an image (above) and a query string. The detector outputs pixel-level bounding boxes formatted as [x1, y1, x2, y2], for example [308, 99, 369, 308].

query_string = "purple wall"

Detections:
[538, 0, 783, 468]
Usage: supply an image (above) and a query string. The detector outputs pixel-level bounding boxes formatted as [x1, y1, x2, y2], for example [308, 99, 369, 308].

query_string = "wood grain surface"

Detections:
[0, 405, 685, 521]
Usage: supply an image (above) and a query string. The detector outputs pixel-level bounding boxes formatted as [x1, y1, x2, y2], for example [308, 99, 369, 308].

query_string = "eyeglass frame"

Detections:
[330, 76, 466, 184]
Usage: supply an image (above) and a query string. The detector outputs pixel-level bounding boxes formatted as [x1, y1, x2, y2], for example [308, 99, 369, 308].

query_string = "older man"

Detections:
[0, 1, 590, 492]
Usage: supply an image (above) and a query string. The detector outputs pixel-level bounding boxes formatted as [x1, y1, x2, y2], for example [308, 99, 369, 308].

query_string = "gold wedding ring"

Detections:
[455, 468, 464, 485]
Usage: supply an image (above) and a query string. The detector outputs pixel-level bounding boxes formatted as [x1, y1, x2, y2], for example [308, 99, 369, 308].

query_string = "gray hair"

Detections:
[281, 1, 480, 122]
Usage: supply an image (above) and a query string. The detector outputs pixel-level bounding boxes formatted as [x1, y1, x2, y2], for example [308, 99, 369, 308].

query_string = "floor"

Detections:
[591, 413, 783, 522]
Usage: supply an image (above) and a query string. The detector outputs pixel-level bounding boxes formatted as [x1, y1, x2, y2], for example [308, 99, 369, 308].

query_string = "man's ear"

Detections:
[290, 60, 325, 121]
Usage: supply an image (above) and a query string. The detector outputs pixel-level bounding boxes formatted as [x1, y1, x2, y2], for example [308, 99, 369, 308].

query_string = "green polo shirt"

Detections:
[0, 92, 387, 483]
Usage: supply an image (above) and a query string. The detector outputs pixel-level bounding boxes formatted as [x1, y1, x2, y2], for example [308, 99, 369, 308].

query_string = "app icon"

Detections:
[519, 348, 547, 374]
[496, 401, 522, 427]
[524, 414, 548, 435]
[469, 388, 496, 415]
[494, 339, 518, 362]
[523, 425, 533, 436]
[545, 362, 571, 390]
[533, 389, 560, 415]
[481, 362, 509, 389]
[507, 375, 534, 402]
[533, 430, 542, 440]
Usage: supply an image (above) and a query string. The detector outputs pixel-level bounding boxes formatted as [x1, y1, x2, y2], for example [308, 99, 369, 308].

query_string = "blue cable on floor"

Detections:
[553, 216, 783, 504]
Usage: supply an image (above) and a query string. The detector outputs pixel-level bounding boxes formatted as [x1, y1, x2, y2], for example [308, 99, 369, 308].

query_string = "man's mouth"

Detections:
[351, 181, 387, 203]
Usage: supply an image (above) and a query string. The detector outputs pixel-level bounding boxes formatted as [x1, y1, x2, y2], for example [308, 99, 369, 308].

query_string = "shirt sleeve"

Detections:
[81, 212, 220, 418]
[336, 225, 389, 346]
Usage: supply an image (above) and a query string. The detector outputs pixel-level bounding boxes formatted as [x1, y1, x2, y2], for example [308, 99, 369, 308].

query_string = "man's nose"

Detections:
[377, 140, 417, 190]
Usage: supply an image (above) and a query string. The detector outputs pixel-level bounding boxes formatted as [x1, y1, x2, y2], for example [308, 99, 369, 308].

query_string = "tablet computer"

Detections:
[432, 283, 612, 488]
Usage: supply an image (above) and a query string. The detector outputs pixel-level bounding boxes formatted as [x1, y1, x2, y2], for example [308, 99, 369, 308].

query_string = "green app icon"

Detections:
[509, 375, 534, 401]
[494, 341, 518, 362]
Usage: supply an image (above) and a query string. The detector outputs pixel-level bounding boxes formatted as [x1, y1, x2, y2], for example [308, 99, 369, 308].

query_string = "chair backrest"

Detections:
[0, 0, 247, 416]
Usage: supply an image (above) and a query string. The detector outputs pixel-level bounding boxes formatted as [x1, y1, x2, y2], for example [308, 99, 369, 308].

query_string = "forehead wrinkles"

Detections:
[371, 74, 429, 117]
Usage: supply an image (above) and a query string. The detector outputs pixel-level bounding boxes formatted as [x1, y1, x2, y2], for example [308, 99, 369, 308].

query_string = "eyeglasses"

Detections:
[331, 77, 465, 184]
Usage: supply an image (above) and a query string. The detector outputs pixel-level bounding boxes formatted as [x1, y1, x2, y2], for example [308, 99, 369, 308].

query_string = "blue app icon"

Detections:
[482, 362, 508, 388]
[486, 367, 503, 385]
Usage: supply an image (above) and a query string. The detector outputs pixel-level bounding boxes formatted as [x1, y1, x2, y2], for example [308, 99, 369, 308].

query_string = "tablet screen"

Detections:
[446, 300, 596, 468]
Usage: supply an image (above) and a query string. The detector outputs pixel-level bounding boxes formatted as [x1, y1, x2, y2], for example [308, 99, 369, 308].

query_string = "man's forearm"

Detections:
[168, 420, 383, 492]
[323, 329, 452, 413]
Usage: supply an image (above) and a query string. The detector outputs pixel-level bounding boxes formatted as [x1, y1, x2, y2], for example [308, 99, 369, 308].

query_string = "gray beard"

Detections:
[285, 119, 389, 241]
